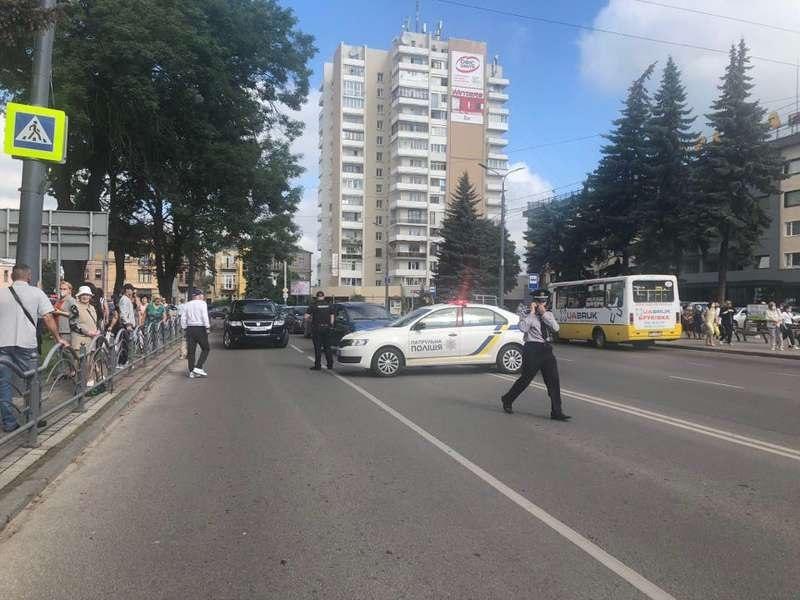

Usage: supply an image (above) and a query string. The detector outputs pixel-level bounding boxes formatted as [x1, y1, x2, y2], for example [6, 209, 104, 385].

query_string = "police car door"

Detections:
[459, 307, 505, 361]
[407, 307, 460, 360]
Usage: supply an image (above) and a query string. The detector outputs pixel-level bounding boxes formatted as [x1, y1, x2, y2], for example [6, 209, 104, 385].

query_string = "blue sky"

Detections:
[3, 0, 800, 260]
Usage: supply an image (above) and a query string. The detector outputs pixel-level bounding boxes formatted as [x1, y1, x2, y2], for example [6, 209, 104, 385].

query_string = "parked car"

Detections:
[223, 299, 288, 349]
[286, 306, 307, 334]
[329, 302, 395, 347]
[209, 305, 230, 319]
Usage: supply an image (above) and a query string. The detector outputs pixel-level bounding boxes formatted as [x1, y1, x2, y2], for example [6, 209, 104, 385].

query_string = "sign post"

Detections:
[528, 274, 540, 292]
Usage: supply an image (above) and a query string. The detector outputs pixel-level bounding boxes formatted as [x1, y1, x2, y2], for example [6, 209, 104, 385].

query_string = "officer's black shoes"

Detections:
[309, 366, 322, 371]
[326, 364, 334, 370]
[551, 413, 571, 421]
[501, 397, 514, 414]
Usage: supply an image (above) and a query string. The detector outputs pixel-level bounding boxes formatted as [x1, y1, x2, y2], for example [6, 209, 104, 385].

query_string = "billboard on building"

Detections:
[291, 280, 310, 296]
[450, 51, 485, 125]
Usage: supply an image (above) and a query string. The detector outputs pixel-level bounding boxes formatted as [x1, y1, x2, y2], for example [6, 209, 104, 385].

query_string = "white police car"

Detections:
[336, 302, 525, 377]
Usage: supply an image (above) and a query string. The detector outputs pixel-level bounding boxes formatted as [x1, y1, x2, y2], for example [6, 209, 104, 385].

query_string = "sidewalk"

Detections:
[657, 336, 800, 360]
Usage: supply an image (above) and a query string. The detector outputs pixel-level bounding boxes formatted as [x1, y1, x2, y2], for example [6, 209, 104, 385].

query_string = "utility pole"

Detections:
[479, 163, 523, 307]
[16, 0, 58, 285]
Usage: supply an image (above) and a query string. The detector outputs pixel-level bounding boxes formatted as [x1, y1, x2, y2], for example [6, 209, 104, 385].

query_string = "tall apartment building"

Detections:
[316, 25, 510, 296]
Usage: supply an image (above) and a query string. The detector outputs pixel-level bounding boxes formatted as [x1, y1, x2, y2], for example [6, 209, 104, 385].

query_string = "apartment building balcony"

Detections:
[342, 121, 364, 131]
[390, 181, 428, 193]
[392, 129, 429, 142]
[486, 180, 503, 192]
[391, 250, 428, 259]
[488, 105, 510, 115]
[341, 154, 364, 165]
[487, 121, 509, 132]
[397, 76, 429, 89]
[487, 151, 509, 160]
[393, 96, 430, 108]
[339, 268, 364, 279]
[488, 76, 510, 86]
[390, 267, 429, 278]
[389, 197, 428, 210]
[392, 112, 429, 125]
[393, 146, 429, 158]
[485, 194, 502, 207]
[340, 218, 364, 229]
[389, 231, 428, 243]
[391, 164, 429, 177]
[390, 216, 427, 226]
[429, 185, 447, 195]
[488, 91, 509, 101]
[342, 138, 364, 149]
[487, 136, 508, 147]
[395, 44, 429, 56]
[342, 106, 364, 116]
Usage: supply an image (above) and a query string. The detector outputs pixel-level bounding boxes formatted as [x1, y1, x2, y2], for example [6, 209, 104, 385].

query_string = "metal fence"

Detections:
[0, 317, 182, 451]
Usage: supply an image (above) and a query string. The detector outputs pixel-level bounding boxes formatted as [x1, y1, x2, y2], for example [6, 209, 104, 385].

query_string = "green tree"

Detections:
[525, 192, 594, 282]
[583, 64, 655, 273]
[476, 219, 521, 296]
[634, 57, 698, 274]
[698, 40, 784, 300]
[433, 172, 484, 300]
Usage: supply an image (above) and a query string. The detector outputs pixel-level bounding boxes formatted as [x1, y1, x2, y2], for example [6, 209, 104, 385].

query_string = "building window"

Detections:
[375, 248, 382, 257]
[431, 59, 445, 70]
[342, 163, 364, 173]
[376, 121, 383, 130]
[376, 199, 383, 208]
[376, 280, 384, 286]
[344, 65, 364, 77]
[786, 221, 800, 236]
[222, 274, 235, 290]
[376, 88, 383, 97]
[342, 178, 364, 190]
[376, 232, 382, 241]
[343, 96, 364, 109]
[376, 135, 383, 145]
[393, 86, 429, 101]
[429, 195, 442, 204]
[754, 255, 770, 269]
[138, 270, 152, 284]
[376, 151, 383, 161]
[407, 261, 421, 270]
[430, 161, 446, 171]
[786, 253, 800, 268]
[785, 158, 800, 175]
[343, 80, 364, 97]
[376, 168, 383, 177]
[784, 190, 800, 208]
[431, 126, 447, 137]
[3, 270, 8, 283]
[430, 143, 447, 154]
[94, 269, 102, 280]
[377, 104, 384, 114]
[431, 110, 447, 121]
[342, 129, 365, 141]
[375, 263, 382, 272]
[376, 184, 383, 193]
[376, 216, 383, 225]
[377, 72, 384, 83]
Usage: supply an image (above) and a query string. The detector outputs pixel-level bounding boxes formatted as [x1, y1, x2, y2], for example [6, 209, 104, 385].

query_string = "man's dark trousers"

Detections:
[502, 342, 563, 414]
[186, 326, 210, 372]
[312, 326, 333, 369]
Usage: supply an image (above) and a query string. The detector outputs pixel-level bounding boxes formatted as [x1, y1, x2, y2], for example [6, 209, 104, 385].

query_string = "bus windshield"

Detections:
[632, 280, 675, 303]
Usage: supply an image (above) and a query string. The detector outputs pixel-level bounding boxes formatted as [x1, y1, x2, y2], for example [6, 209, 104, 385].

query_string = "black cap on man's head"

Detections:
[191, 288, 203, 298]
[123, 283, 135, 291]
[530, 289, 550, 302]
[316, 290, 325, 298]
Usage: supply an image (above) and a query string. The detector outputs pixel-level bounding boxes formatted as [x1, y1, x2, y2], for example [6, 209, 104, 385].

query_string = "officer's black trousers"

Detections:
[502, 342, 563, 415]
[312, 327, 333, 368]
[186, 326, 210, 372]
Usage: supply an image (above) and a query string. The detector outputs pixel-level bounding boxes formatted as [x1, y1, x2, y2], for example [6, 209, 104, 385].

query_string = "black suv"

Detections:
[223, 299, 289, 349]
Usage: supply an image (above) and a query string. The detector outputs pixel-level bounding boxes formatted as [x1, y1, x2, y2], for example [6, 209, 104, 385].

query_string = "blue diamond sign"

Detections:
[3, 102, 68, 163]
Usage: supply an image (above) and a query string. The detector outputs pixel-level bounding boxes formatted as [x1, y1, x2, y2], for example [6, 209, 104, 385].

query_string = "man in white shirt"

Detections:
[0, 264, 68, 432]
[116, 283, 137, 367]
[181, 288, 211, 378]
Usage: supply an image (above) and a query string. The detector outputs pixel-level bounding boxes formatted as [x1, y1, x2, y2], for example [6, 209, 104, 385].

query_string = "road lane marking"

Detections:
[328, 369, 676, 600]
[289, 345, 675, 598]
[668, 376, 744, 390]
[685, 361, 712, 367]
[290, 344, 305, 354]
[493, 374, 800, 462]
[769, 371, 800, 377]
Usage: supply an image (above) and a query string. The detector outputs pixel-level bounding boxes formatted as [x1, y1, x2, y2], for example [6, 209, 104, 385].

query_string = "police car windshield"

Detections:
[347, 304, 391, 320]
[391, 307, 431, 327]
[238, 301, 277, 316]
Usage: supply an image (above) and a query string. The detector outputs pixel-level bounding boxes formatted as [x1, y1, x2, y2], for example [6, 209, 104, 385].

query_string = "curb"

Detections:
[657, 342, 800, 360]
[0, 348, 179, 531]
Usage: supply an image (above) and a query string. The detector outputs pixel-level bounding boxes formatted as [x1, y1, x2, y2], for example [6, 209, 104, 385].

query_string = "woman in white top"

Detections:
[764, 302, 783, 351]
[780, 305, 799, 350]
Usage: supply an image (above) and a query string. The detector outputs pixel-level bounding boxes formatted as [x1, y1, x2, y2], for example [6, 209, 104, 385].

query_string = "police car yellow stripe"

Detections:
[470, 324, 509, 357]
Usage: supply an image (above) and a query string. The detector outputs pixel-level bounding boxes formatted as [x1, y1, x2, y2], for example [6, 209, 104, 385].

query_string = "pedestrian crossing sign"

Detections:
[3, 102, 68, 163]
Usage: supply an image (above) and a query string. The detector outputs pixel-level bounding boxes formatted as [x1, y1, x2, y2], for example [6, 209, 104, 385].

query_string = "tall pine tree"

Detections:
[434, 172, 483, 300]
[634, 56, 697, 274]
[698, 40, 783, 301]
[583, 64, 655, 273]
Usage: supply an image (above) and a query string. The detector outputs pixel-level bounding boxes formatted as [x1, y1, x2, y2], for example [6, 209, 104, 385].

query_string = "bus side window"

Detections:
[605, 281, 624, 307]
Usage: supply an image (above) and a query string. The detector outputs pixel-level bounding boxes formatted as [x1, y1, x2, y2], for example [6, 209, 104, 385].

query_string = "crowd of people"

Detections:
[681, 300, 799, 351]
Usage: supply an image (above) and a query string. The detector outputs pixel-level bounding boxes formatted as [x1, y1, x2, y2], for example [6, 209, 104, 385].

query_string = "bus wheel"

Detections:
[592, 328, 607, 349]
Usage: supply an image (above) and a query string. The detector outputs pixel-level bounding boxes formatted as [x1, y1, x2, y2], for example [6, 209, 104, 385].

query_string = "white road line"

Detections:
[290, 344, 305, 354]
[327, 369, 676, 600]
[769, 371, 800, 377]
[685, 361, 712, 367]
[492, 374, 800, 462]
[668, 375, 744, 390]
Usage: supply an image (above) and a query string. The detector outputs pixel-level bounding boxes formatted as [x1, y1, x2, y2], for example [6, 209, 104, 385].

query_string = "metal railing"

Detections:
[0, 317, 182, 451]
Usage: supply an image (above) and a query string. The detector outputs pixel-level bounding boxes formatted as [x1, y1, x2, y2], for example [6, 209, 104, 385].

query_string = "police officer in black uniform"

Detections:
[501, 289, 571, 421]
[306, 290, 334, 370]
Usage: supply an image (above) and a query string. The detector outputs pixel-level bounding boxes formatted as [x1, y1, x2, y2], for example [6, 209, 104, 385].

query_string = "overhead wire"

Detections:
[432, 0, 799, 68]
[630, 0, 800, 36]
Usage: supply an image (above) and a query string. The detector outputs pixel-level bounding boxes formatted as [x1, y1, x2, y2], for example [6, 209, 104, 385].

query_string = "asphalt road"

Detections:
[1, 333, 798, 599]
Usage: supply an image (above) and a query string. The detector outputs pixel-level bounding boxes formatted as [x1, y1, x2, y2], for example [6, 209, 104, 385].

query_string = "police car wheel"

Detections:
[371, 347, 403, 377]
[497, 344, 524, 374]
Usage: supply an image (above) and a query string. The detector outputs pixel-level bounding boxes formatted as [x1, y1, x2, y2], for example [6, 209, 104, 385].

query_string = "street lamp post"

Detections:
[478, 164, 524, 307]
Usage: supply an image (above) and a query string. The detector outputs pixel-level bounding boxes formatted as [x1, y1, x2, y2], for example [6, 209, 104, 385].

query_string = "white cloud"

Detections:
[580, 0, 800, 124]
[0, 118, 23, 208]
[504, 161, 554, 267]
